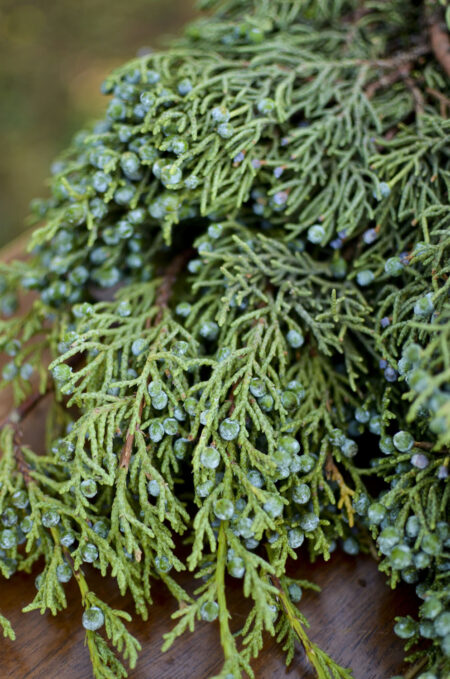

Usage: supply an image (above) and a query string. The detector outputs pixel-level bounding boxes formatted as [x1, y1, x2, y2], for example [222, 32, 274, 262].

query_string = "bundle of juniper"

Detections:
[0, 0, 449, 677]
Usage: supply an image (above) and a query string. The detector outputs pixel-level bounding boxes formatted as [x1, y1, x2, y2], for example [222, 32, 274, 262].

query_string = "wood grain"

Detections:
[0, 238, 416, 679]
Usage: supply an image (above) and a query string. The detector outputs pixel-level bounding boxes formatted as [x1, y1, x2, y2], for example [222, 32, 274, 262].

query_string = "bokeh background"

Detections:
[0, 0, 195, 247]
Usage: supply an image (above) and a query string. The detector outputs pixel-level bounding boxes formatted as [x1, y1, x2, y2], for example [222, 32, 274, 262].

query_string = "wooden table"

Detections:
[0, 236, 415, 679]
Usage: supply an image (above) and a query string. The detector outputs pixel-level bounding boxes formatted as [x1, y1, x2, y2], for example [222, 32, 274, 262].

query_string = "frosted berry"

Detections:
[299, 512, 319, 532]
[263, 496, 284, 518]
[82, 606, 105, 631]
[217, 123, 234, 138]
[356, 270, 375, 286]
[80, 479, 98, 498]
[155, 555, 172, 573]
[147, 480, 161, 497]
[56, 563, 72, 583]
[213, 499, 234, 520]
[249, 378, 266, 398]
[219, 418, 240, 441]
[211, 106, 230, 123]
[200, 447, 221, 469]
[228, 556, 245, 578]
[414, 293, 434, 317]
[367, 502, 386, 525]
[292, 484, 311, 505]
[307, 224, 325, 244]
[81, 543, 99, 563]
[200, 600, 219, 622]
[393, 430, 414, 452]
[286, 329, 304, 348]
[394, 618, 416, 638]
[288, 528, 305, 549]
[200, 321, 219, 341]
[390, 544, 412, 569]
[42, 510, 61, 528]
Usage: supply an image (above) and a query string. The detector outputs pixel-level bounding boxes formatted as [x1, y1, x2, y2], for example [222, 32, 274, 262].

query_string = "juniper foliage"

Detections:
[0, 1, 449, 677]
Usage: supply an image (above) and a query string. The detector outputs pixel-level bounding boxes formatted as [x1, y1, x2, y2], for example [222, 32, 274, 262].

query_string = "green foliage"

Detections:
[0, 1, 449, 677]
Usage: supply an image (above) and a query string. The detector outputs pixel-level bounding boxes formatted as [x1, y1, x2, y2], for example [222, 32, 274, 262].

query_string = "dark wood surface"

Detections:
[0, 237, 415, 679]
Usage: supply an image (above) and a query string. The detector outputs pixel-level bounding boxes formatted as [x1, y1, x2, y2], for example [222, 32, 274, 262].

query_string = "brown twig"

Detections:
[325, 454, 356, 528]
[119, 249, 194, 470]
[429, 14, 450, 77]
[0, 388, 49, 432]
[426, 86, 450, 117]
[365, 63, 412, 99]
[0, 389, 51, 485]
[414, 440, 434, 451]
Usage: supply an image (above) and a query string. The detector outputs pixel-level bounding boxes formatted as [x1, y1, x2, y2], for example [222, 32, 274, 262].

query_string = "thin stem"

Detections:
[216, 522, 237, 665]
[428, 11, 450, 77]
[0, 388, 50, 431]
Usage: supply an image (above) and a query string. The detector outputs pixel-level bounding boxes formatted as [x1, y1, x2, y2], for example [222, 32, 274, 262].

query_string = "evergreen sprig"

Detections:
[0, 1, 449, 677]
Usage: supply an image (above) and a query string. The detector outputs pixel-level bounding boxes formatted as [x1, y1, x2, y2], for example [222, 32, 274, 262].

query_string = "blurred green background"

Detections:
[0, 0, 195, 248]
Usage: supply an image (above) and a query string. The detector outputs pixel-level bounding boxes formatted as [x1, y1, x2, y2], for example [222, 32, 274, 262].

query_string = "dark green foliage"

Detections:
[0, 1, 449, 677]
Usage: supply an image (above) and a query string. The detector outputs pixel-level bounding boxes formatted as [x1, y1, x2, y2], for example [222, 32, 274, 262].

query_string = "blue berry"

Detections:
[263, 496, 284, 518]
[147, 480, 161, 497]
[149, 422, 164, 442]
[363, 228, 378, 244]
[258, 393, 274, 412]
[56, 563, 72, 583]
[60, 532, 76, 547]
[422, 598, 443, 620]
[163, 418, 178, 436]
[343, 537, 359, 555]
[160, 164, 183, 188]
[279, 436, 300, 456]
[307, 224, 325, 244]
[42, 510, 60, 528]
[82, 606, 104, 631]
[288, 583, 303, 602]
[384, 257, 404, 276]
[217, 122, 234, 138]
[247, 470, 264, 487]
[299, 512, 319, 532]
[211, 106, 230, 123]
[219, 419, 240, 441]
[200, 600, 219, 622]
[93, 520, 109, 539]
[286, 329, 304, 348]
[257, 98, 275, 114]
[213, 499, 234, 520]
[341, 438, 358, 458]
[80, 479, 97, 498]
[373, 182, 391, 200]
[249, 378, 266, 398]
[394, 618, 416, 638]
[421, 533, 441, 556]
[200, 447, 221, 469]
[393, 430, 414, 452]
[228, 556, 245, 578]
[82, 543, 99, 563]
[197, 480, 214, 497]
[292, 484, 311, 505]
[288, 528, 305, 549]
[152, 391, 168, 411]
[297, 454, 315, 473]
[200, 321, 219, 341]
[434, 612, 450, 637]
[356, 270, 375, 286]
[368, 503, 386, 524]
[355, 407, 370, 424]
[414, 293, 434, 317]
[178, 78, 192, 96]
[0, 529, 17, 549]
